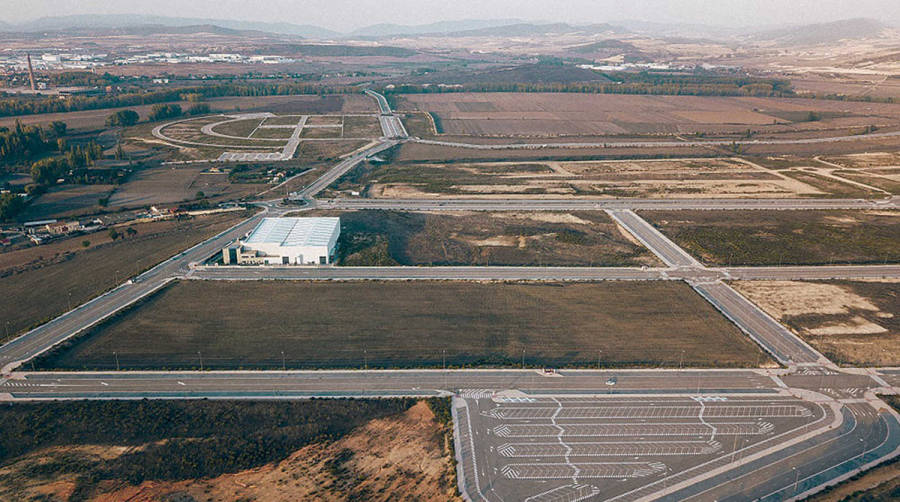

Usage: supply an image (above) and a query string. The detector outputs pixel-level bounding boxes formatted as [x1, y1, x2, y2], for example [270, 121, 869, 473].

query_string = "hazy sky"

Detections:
[3, 0, 899, 30]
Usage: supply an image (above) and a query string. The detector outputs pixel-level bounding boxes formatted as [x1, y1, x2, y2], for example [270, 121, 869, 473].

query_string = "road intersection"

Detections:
[2, 90, 899, 501]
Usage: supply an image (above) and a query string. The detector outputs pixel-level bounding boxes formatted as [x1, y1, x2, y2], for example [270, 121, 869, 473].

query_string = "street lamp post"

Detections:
[198, 351, 203, 371]
[114, 351, 119, 371]
[281, 351, 285, 371]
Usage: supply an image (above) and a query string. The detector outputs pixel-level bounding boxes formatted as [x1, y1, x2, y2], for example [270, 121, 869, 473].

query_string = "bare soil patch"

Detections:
[733, 280, 900, 366]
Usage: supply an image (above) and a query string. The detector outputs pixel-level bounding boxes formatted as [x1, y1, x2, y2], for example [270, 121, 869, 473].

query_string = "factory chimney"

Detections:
[26, 54, 36, 91]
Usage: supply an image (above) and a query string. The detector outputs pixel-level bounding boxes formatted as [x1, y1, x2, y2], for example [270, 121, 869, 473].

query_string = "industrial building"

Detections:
[223, 217, 340, 266]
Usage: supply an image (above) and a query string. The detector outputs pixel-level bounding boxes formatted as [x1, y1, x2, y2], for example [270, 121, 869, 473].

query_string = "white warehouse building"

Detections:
[223, 217, 340, 266]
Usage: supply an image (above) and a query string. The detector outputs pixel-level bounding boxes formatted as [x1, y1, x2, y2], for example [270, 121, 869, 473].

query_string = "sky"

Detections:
[2, 0, 899, 31]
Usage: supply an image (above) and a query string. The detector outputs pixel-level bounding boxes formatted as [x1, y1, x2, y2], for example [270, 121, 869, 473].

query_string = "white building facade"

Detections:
[224, 217, 340, 266]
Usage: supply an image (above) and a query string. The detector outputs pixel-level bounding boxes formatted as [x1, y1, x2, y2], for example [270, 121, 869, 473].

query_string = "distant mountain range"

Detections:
[0, 14, 894, 46]
[0, 14, 340, 38]
[347, 19, 520, 38]
[746, 18, 891, 45]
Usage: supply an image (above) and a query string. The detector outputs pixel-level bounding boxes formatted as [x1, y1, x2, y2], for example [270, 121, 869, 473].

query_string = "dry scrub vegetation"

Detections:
[733, 280, 900, 366]
[0, 399, 458, 502]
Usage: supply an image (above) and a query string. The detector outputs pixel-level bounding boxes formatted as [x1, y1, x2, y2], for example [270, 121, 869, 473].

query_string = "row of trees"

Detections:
[0, 120, 68, 167]
[0, 82, 355, 118]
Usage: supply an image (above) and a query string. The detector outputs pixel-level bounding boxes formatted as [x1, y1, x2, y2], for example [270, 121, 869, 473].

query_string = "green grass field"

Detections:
[34, 280, 766, 370]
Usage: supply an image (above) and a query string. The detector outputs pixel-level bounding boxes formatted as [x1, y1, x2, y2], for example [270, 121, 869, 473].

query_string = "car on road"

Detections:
[606, 377, 617, 386]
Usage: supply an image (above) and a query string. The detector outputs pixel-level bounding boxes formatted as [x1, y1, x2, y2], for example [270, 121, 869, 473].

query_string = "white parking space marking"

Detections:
[525, 484, 600, 502]
[502, 461, 667, 480]
[494, 421, 774, 437]
[486, 404, 812, 420]
[498, 441, 722, 457]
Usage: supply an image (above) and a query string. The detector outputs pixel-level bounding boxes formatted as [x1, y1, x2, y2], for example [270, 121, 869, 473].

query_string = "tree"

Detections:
[196, 191, 205, 199]
[126, 227, 137, 238]
[109, 228, 120, 241]
[187, 103, 211, 116]
[49, 121, 67, 137]
[106, 110, 140, 127]
[81, 240, 90, 248]
[148, 104, 182, 122]
[0, 192, 26, 221]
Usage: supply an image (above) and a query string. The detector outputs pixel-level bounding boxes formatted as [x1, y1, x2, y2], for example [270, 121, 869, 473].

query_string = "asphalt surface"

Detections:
[0, 211, 267, 374]
[691, 281, 827, 366]
[412, 128, 900, 149]
[2, 94, 899, 501]
[606, 209, 700, 267]
[316, 196, 900, 211]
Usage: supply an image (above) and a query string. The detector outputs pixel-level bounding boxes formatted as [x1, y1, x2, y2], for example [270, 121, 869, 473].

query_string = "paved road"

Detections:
[412, 128, 900, 149]
[190, 265, 671, 281]
[0, 369, 784, 400]
[316, 196, 899, 211]
[692, 281, 827, 366]
[607, 209, 700, 267]
[298, 140, 397, 198]
[724, 265, 900, 281]
[0, 212, 267, 374]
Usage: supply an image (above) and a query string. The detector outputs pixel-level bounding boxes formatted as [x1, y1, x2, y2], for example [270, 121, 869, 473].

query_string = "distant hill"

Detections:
[443, 22, 625, 38]
[396, 62, 612, 86]
[52, 23, 280, 37]
[1, 14, 339, 38]
[748, 18, 890, 45]
[569, 39, 640, 54]
[348, 19, 520, 38]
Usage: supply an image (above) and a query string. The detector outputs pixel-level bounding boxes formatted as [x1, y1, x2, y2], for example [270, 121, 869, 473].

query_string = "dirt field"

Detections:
[641, 210, 900, 266]
[0, 399, 457, 502]
[398, 93, 900, 137]
[332, 157, 826, 199]
[0, 212, 248, 337]
[311, 210, 659, 267]
[34, 280, 765, 370]
[19, 184, 115, 221]
[733, 280, 900, 367]
[343, 115, 384, 138]
[108, 166, 259, 207]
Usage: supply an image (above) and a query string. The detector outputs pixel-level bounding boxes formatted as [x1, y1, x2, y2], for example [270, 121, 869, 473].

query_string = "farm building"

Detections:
[223, 217, 340, 266]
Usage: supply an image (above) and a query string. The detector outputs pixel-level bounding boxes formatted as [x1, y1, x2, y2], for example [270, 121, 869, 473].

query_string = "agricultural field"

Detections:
[641, 210, 900, 266]
[397, 93, 900, 137]
[17, 184, 115, 220]
[33, 280, 765, 370]
[0, 399, 458, 502]
[330, 156, 828, 199]
[107, 166, 261, 207]
[0, 212, 248, 337]
[733, 280, 900, 367]
[312, 210, 659, 267]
